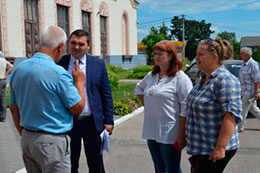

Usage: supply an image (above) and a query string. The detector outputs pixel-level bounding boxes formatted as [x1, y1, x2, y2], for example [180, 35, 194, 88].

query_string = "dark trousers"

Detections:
[70, 116, 104, 173]
[0, 80, 6, 119]
[189, 149, 237, 173]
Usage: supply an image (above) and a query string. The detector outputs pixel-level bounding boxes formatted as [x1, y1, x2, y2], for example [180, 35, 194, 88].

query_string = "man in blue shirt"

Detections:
[10, 26, 86, 173]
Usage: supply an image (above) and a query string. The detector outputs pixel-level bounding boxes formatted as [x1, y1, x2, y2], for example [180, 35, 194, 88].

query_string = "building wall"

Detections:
[5, 0, 24, 56]
[0, 0, 138, 62]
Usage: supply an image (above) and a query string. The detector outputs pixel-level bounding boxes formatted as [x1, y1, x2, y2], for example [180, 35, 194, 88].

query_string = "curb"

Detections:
[114, 106, 144, 126]
[15, 107, 144, 173]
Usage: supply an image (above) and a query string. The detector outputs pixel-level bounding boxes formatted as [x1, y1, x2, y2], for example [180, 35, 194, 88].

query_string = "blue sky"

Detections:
[137, 0, 260, 42]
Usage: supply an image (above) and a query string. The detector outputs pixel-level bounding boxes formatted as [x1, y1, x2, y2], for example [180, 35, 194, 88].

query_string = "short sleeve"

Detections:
[252, 62, 260, 83]
[57, 71, 81, 108]
[135, 72, 152, 95]
[177, 72, 193, 117]
[10, 81, 16, 105]
[215, 74, 242, 124]
[6, 59, 13, 70]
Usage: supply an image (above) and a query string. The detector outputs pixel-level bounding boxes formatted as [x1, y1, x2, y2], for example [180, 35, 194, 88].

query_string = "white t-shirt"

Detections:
[0, 58, 13, 79]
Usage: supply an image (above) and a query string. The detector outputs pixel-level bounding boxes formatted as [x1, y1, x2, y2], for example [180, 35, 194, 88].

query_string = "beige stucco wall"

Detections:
[6, 0, 24, 56]
[1, 0, 138, 57]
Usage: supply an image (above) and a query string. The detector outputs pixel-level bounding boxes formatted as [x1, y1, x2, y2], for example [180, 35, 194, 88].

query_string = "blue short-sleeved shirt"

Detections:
[10, 53, 81, 133]
[183, 65, 242, 155]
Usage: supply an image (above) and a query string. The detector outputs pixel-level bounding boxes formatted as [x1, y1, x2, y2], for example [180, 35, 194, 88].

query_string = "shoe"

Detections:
[238, 127, 244, 133]
[0, 118, 6, 122]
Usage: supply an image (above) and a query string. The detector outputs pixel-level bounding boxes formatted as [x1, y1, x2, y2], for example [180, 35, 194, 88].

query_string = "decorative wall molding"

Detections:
[55, 0, 72, 6]
[122, 10, 129, 55]
[80, 0, 93, 12]
[99, 2, 109, 17]
[1, 0, 9, 55]
[129, 0, 139, 9]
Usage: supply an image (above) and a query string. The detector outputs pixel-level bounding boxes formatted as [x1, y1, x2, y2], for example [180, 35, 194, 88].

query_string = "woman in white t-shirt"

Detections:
[135, 40, 192, 173]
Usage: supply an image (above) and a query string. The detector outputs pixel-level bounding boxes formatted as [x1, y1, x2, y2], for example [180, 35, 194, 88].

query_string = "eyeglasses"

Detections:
[202, 38, 219, 55]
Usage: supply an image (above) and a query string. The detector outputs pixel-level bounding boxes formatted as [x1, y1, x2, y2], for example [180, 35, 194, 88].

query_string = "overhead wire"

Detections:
[138, 14, 260, 33]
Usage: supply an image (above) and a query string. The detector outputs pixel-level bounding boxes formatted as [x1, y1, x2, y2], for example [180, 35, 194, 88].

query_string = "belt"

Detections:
[24, 128, 68, 135]
[74, 115, 93, 121]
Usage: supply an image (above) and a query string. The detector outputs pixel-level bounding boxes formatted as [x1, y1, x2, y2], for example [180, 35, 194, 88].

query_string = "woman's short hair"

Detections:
[151, 40, 183, 77]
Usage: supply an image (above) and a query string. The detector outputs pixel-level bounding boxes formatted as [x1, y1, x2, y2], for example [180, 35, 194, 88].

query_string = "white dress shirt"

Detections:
[68, 55, 92, 116]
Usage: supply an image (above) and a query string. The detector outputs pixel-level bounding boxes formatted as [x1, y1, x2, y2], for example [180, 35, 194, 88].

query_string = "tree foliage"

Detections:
[217, 31, 241, 59]
[252, 50, 260, 62]
[142, 22, 171, 64]
[170, 16, 214, 60]
[217, 31, 236, 43]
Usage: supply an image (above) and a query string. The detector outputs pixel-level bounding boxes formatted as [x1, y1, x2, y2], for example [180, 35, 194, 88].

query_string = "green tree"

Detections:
[170, 16, 214, 60]
[217, 31, 236, 43]
[233, 41, 241, 60]
[217, 31, 241, 59]
[159, 22, 172, 40]
[142, 23, 171, 64]
[252, 50, 260, 62]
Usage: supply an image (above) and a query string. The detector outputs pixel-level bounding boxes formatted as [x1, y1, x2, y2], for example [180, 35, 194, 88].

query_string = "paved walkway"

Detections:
[0, 110, 24, 173]
[1, 109, 260, 173]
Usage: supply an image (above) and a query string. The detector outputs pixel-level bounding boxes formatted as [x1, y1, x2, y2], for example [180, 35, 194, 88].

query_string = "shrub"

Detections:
[113, 101, 131, 116]
[107, 70, 119, 89]
[127, 65, 152, 79]
[106, 64, 124, 73]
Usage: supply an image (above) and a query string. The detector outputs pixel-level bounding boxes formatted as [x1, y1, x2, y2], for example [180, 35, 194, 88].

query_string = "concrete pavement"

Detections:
[0, 110, 23, 173]
[79, 111, 260, 173]
[1, 109, 260, 173]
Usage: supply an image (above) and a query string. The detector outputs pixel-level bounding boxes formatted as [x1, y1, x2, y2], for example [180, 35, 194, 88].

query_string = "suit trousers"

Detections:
[0, 79, 6, 119]
[70, 116, 104, 173]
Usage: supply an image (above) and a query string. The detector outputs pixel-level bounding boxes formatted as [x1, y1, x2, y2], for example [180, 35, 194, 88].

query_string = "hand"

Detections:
[209, 147, 225, 162]
[254, 92, 260, 100]
[72, 60, 85, 84]
[176, 134, 186, 150]
[104, 124, 114, 135]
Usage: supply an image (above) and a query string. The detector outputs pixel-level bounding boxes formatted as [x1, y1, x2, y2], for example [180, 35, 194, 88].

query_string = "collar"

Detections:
[70, 54, 86, 65]
[34, 52, 55, 63]
[202, 65, 225, 79]
[244, 57, 252, 66]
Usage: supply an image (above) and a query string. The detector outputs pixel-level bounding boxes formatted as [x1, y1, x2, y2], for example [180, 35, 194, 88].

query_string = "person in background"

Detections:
[58, 29, 114, 173]
[0, 51, 13, 122]
[135, 40, 193, 173]
[10, 26, 86, 173]
[184, 37, 242, 173]
[238, 47, 260, 132]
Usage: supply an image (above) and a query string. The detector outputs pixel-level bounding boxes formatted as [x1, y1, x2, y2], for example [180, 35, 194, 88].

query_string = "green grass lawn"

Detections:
[116, 68, 133, 79]
[6, 86, 10, 108]
[112, 82, 138, 102]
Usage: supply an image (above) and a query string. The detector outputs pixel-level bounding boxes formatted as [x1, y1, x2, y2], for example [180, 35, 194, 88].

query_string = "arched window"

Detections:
[122, 12, 129, 55]
[24, 0, 40, 58]
[99, 2, 109, 63]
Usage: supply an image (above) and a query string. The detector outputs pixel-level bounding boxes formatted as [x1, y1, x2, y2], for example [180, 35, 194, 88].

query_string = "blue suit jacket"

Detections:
[58, 54, 114, 132]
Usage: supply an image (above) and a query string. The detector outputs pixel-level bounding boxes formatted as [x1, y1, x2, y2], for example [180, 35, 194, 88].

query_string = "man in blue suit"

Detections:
[58, 29, 114, 173]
